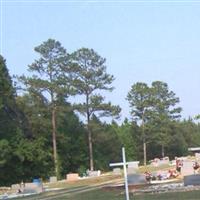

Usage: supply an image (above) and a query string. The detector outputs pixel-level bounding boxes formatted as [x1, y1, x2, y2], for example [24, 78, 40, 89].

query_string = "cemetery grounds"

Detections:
[14, 164, 200, 200]
[15, 181, 200, 200]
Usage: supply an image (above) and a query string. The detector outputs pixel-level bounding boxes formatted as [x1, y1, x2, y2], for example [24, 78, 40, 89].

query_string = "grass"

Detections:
[139, 164, 173, 173]
[55, 188, 200, 200]
[10, 165, 193, 199]
[44, 173, 122, 189]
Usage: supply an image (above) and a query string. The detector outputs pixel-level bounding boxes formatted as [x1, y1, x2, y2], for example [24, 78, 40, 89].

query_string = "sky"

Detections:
[1, 0, 200, 123]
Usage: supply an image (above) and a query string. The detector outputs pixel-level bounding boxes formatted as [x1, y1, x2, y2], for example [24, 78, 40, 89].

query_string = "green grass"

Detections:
[58, 188, 200, 200]
[44, 174, 122, 189]
[139, 164, 173, 173]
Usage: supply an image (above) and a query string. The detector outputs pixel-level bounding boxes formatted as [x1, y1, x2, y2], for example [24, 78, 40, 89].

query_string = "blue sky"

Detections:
[1, 1, 200, 122]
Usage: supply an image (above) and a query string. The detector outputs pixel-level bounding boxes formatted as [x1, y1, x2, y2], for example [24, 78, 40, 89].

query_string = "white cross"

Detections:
[109, 147, 131, 200]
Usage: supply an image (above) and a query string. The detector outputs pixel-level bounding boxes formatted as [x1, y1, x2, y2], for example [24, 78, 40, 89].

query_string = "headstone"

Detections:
[181, 160, 194, 176]
[127, 167, 137, 174]
[11, 184, 21, 192]
[127, 161, 139, 169]
[151, 157, 169, 167]
[184, 174, 200, 186]
[66, 173, 79, 181]
[127, 174, 147, 185]
[170, 160, 176, 166]
[151, 158, 160, 167]
[49, 176, 57, 183]
[127, 161, 139, 174]
[159, 157, 170, 165]
[113, 168, 121, 175]
[87, 170, 101, 177]
[23, 182, 43, 194]
[195, 153, 200, 160]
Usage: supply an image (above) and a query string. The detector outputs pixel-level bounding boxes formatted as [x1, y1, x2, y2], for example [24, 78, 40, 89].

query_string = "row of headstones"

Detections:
[11, 157, 200, 194]
[11, 171, 102, 194]
[113, 161, 140, 175]
[177, 157, 200, 176]
[11, 181, 43, 194]
[50, 170, 101, 183]
[127, 157, 200, 177]
[150, 157, 170, 167]
[113, 158, 200, 186]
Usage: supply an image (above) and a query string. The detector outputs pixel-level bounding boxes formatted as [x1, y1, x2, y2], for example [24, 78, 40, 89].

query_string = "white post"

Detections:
[122, 147, 130, 200]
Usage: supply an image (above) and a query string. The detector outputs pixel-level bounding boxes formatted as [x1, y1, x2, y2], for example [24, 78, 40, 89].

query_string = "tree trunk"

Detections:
[142, 112, 147, 167]
[143, 140, 146, 167]
[86, 94, 94, 171]
[87, 123, 94, 171]
[52, 106, 58, 177]
[161, 144, 165, 158]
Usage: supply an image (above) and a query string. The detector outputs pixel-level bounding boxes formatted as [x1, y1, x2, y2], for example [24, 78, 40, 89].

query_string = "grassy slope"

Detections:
[59, 189, 200, 200]
[14, 165, 197, 200]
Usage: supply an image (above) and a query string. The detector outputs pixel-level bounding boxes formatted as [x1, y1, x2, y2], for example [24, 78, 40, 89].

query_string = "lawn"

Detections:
[13, 169, 199, 200]
[59, 188, 200, 200]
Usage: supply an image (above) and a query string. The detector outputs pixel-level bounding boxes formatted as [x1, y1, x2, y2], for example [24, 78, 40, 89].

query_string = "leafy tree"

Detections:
[56, 100, 88, 177]
[12, 132, 53, 181]
[70, 48, 121, 170]
[16, 94, 54, 177]
[19, 39, 72, 177]
[16, 93, 51, 139]
[0, 55, 22, 139]
[176, 118, 200, 150]
[0, 139, 12, 169]
[90, 115, 121, 170]
[112, 118, 138, 161]
[0, 56, 37, 185]
[17, 90, 88, 179]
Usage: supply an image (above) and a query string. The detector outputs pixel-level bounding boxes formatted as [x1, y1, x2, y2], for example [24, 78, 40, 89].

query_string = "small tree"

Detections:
[70, 48, 121, 171]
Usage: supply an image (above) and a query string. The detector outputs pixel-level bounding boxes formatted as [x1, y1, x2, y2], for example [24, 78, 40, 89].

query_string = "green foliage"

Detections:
[18, 39, 74, 177]
[0, 56, 19, 139]
[127, 82, 151, 122]
[149, 81, 182, 157]
[56, 102, 88, 177]
[2, 42, 200, 188]
[90, 115, 121, 170]
[71, 48, 121, 120]
[0, 139, 12, 167]
[112, 119, 138, 161]
[16, 92, 88, 180]
[70, 48, 121, 170]
[127, 81, 182, 161]
[16, 94, 51, 139]
[0, 129, 53, 186]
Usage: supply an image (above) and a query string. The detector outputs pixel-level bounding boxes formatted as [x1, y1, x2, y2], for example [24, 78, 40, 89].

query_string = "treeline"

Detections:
[0, 39, 200, 186]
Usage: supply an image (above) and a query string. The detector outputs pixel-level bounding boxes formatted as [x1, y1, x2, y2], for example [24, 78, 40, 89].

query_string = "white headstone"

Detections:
[181, 160, 194, 176]
[113, 168, 121, 175]
[49, 176, 57, 183]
